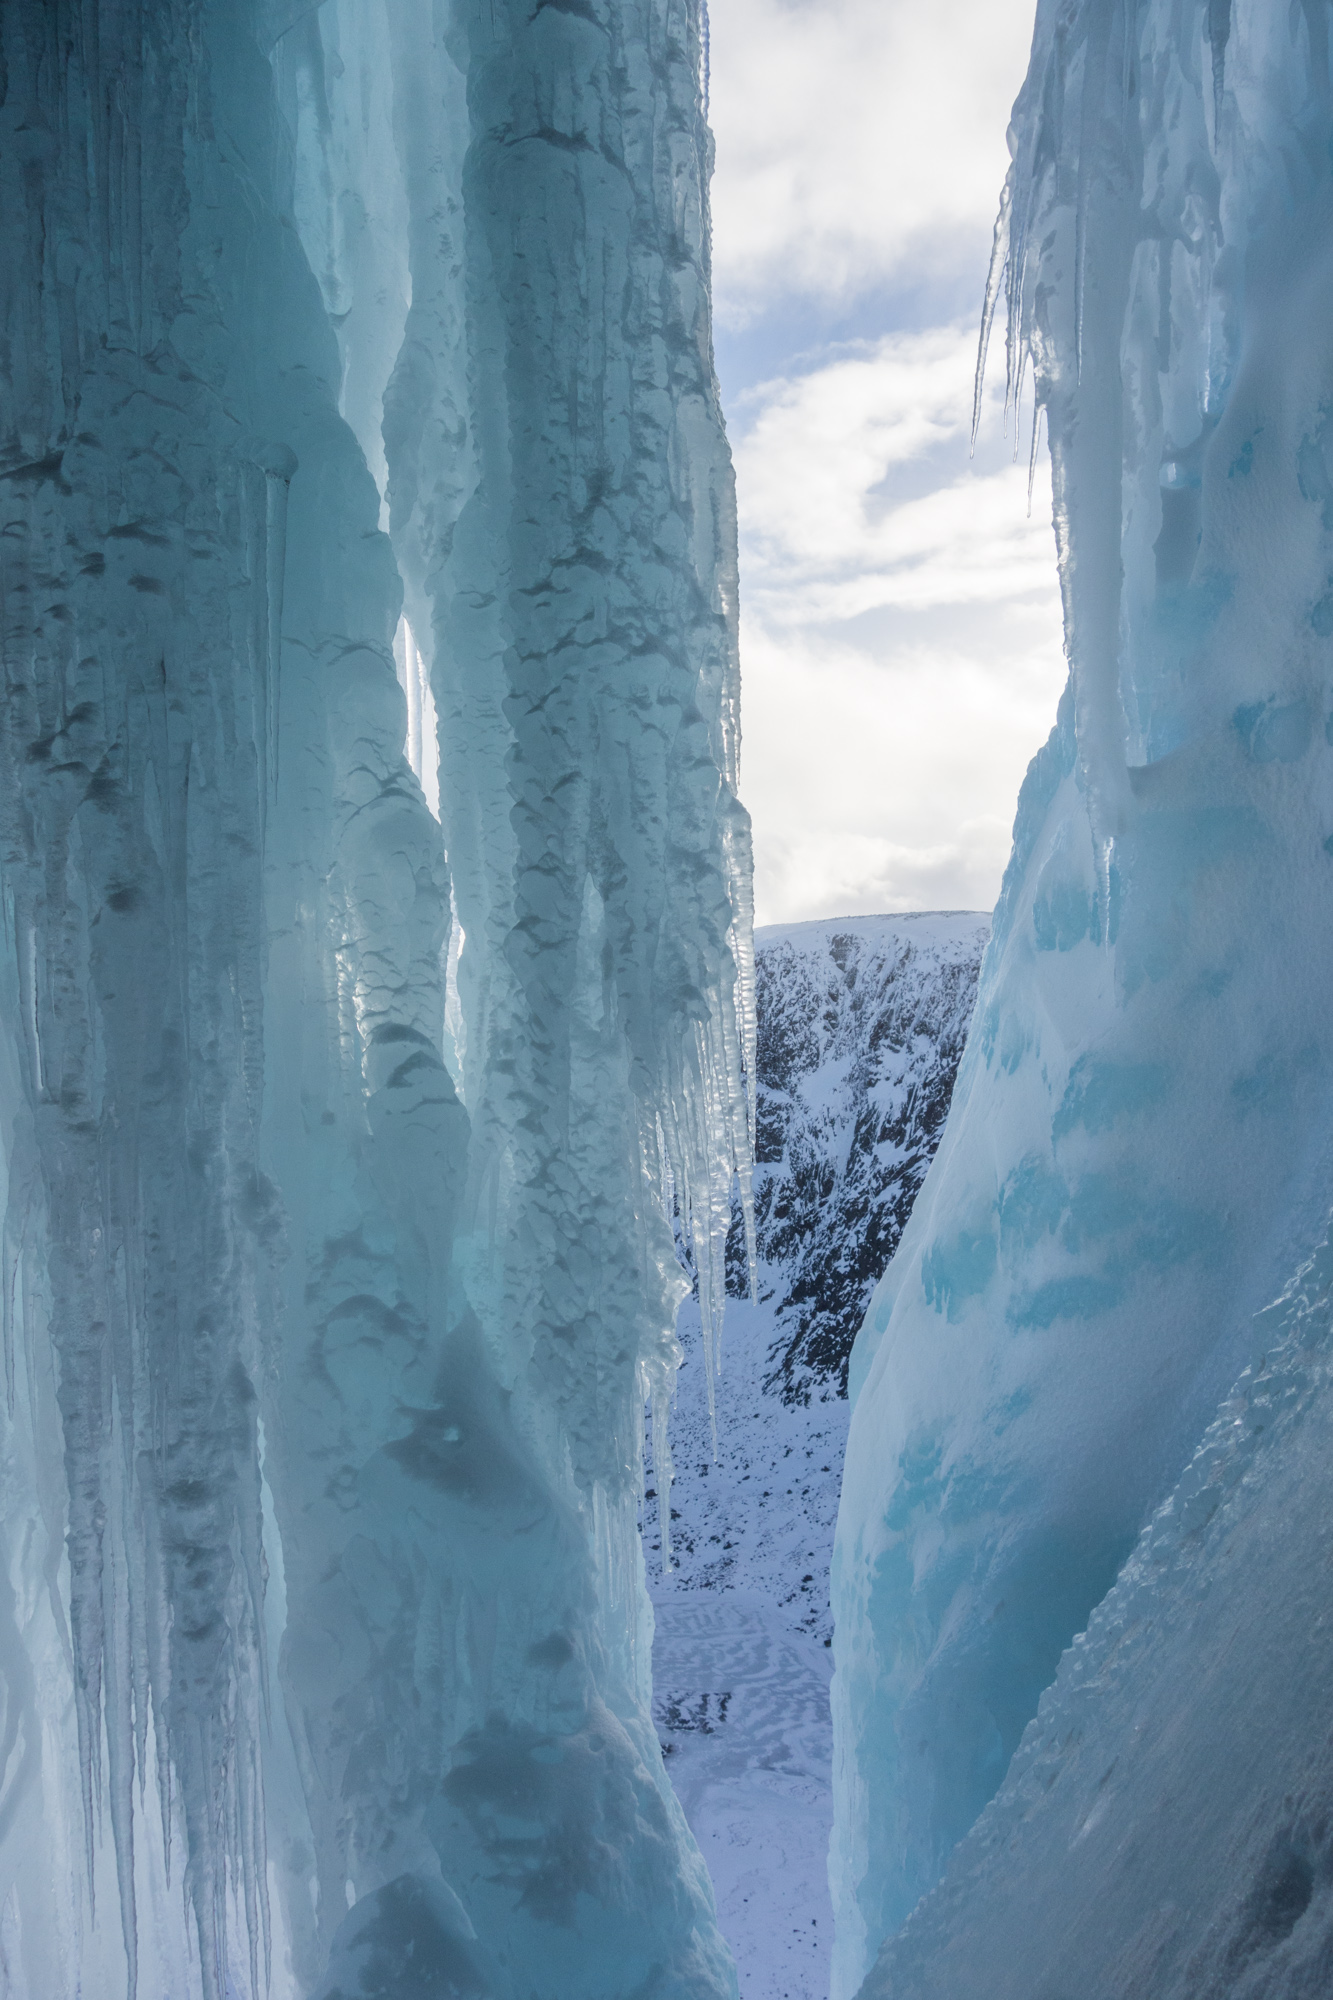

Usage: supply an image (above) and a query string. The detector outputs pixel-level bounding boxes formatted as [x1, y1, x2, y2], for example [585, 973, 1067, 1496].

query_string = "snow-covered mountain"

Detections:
[750, 914, 989, 1404]
[644, 913, 989, 2000]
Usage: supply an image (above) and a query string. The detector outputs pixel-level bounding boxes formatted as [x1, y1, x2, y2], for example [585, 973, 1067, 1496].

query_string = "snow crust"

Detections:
[831, 3, 1333, 1993]
[0, 3, 750, 1997]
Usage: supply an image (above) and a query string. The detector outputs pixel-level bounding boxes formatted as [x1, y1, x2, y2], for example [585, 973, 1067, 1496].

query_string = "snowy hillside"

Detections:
[750, 915, 990, 1402]
[644, 913, 988, 2000]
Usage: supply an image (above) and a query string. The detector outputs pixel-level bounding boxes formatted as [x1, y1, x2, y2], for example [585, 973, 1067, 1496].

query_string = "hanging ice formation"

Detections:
[0, 2, 753, 1997]
[831, 3, 1333, 1995]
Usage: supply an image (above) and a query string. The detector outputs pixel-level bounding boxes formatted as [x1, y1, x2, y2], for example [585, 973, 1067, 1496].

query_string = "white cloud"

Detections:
[742, 607, 1065, 926]
[708, 0, 1039, 321]
[706, 0, 1063, 925]
[734, 327, 1051, 622]
[732, 329, 1066, 925]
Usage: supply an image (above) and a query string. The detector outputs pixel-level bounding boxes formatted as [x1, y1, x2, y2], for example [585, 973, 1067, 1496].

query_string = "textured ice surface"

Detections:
[644, 917, 985, 2000]
[863, 1233, 1333, 2000]
[831, 3, 1333, 1993]
[0, 2, 749, 1997]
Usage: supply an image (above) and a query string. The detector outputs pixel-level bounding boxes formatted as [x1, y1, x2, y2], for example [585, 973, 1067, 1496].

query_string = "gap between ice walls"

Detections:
[0, 3, 754, 1998]
[831, 3, 1333, 1996]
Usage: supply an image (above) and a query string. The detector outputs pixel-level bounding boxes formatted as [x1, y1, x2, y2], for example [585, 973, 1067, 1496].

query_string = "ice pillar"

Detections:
[832, 3, 1333, 1993]
[0, 5, 310, 1991]
[0, 1, 751, 1996]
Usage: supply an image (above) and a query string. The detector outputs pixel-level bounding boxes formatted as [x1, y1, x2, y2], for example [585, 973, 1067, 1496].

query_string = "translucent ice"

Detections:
[832, 4, 1333, 1992]
[862, 1230, 1333, 1998]
[0, 3, 750, 1997]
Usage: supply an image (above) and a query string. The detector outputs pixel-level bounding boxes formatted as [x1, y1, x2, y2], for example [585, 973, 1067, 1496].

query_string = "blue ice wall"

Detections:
[0, 3, 751, 1996]
[860, 1226, 1333, 1995]
[831, 4, 1333, 1992]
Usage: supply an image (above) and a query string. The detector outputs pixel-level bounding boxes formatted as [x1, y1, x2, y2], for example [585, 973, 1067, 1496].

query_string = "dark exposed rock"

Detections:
[730, 912, 988, 1400]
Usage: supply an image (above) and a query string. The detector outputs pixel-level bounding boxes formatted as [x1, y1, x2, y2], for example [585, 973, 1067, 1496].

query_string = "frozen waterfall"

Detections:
[0, 3, 751, 1997]
[831, 3, 1333, 1995]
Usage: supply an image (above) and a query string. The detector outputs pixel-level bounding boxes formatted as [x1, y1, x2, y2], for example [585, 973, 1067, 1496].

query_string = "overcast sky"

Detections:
[707, 0, 1065, 927]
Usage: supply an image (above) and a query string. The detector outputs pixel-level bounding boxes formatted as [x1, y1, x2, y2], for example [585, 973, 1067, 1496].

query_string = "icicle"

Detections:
[260, 445, 298, 799]
[973, 178, 1013, 454]
[396, 615, 423, 779]
[21, 927, 43, 1101]
[1208, 0, 1232, 134]
[395, 617, 442, 819]
[2, 1197, 22, 1418]
[646, 1359, 677, 1571]
[1027, 397, 1046, 514]
[0, 0, 747, 1992]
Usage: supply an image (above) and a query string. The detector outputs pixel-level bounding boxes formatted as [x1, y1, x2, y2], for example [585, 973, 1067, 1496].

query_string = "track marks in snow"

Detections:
[653, 1594, 834, 2000]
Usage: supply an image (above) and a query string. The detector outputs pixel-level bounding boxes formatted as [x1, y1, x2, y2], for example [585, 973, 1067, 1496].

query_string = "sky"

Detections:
[706, 0, 1067, 927]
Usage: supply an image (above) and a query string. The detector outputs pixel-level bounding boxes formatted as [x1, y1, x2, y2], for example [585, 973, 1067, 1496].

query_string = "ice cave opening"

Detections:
[5, 2, 1333, 1999]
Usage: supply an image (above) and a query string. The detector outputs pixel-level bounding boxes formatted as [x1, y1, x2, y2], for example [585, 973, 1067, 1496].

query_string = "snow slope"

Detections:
[644, 915, 988, 2000]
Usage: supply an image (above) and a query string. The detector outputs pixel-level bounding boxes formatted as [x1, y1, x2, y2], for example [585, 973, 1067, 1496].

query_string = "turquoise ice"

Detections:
[0, 3, 751, 1996]
[831, 4, 1333, 1991]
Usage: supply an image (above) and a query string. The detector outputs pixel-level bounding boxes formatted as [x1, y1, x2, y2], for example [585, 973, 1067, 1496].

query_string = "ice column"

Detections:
[832, 3, 1333, 1993]
[265, 3, 751, 1994]
[383, 0, 755, 1982]
[0, 1, 751, 1996]
[414, 0, 755, 1482]
[0, 5, 307, 1992]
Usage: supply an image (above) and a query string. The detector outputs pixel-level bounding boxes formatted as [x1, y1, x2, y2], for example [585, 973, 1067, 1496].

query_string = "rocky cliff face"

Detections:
[646, 912, 989, 2000]
[743, 912, 991, 1399]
